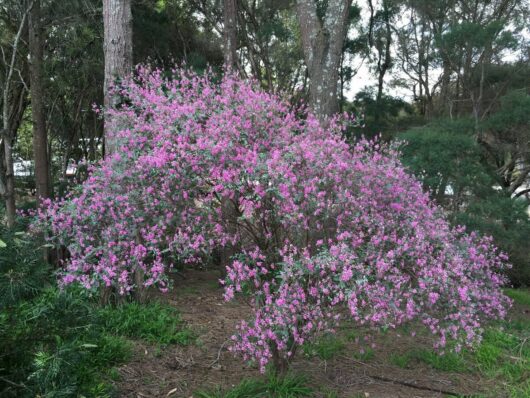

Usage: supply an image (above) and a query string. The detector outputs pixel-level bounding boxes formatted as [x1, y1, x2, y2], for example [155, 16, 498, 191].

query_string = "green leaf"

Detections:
[0, 239, 6, 248]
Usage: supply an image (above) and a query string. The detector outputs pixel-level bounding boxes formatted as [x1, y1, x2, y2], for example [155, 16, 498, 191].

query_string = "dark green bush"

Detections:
[0, 286, 131, 397]
[400, 118, 530, 286]
[0, 225, 50, 308]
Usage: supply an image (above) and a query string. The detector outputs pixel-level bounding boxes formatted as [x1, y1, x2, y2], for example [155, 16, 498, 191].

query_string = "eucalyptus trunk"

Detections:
[296, 0, 352, 122]
[223, 0, 238, 69]
[103, 0, 133, 156]
[29, 0, 49, 204]
[1, 4, 30, 227]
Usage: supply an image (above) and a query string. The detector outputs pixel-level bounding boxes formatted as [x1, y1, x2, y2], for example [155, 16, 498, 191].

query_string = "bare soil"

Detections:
[115, 269, 499, 398]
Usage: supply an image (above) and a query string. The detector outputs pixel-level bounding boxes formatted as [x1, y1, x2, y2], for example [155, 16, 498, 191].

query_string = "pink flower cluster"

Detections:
[34, 67, 511, 372]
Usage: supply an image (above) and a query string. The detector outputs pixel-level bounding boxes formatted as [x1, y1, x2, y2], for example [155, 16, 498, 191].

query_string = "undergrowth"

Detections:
[408, 289, 530, 397]
[195, 373, 313, 398]
[98, 301, 194, 346]
[0, 223, 192, 397]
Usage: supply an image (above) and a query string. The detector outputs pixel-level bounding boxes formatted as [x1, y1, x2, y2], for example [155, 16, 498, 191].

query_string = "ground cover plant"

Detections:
[34, 69, 513, 378]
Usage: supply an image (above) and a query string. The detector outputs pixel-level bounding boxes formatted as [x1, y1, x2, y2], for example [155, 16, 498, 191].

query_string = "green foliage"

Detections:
[504, 289, 530, 306]
[484, 90, 530, 131]
[318, 387, 340, 398]
[400, 118, 530, 286]
[348, 88, 418, 140]
[98, 301, 194, 346]
[410, 349, 468, 372]
[387, 293, 530, 397]
[302, 334, 345, 360]
[454, 193, 530, 285]
[195, 374, 313, 398]
[0, 286, 130, 397]
[0, 226, 50, 308]
[1, 285, 194, 397]
[26, 333, 131, 398]
[470, 322, 530, 397]
[439, 20, 518, 60]
[389, 353, 410, 368]
[352, 347, 375, 362]
[400, 118, 490, 198]
[0, 224, 193, 397]
[132, 0, 222, 72]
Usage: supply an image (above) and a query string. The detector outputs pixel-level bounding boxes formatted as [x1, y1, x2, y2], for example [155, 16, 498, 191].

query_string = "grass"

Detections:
[504, 288, 530, 306]
[352, 347, 375, 362]
[409, 348, 468, 372]
[82, 333, 133, 369]
[393, 289, 530, 397]
[389, 353, 410, 368]
[302, 334, 345, 360]
[195, 374, 313, 398]
[98, 301, 194, 346]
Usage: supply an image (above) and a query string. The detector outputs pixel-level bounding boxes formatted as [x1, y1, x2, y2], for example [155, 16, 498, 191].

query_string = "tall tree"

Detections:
[0, 2, 30, 227]
[103, 0, 132, 156]
[223, 0, 238, 69]
[221, 0, 239, 275]
[28, 0, 49, 204]
[369, 0, 396, 125]
[296, 0, 352, 120]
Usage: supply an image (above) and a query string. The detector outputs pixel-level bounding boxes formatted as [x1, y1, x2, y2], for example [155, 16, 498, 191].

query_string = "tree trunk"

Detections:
[2, 138, 16, 228]
[271, 341, 289, 378]
[1, 86, 26, 229]
[1, 4, 30, 227]
[374, 0, 392, 125]
[221, 0, 239, 274]
[296, 0, 352, 122]
[134, 266, 147, 303]
[29, 0, 49, 205]
[103, 0, 133, 156]
[439, 58, 452, 116]
[223, 0, 238, 69]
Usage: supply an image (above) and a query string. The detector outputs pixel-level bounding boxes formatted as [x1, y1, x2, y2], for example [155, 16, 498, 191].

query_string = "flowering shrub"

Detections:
[34, 67, 511, 374]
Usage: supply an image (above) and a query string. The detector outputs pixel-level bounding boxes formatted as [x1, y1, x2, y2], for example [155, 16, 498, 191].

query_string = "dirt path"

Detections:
[116, 269, 494, 398]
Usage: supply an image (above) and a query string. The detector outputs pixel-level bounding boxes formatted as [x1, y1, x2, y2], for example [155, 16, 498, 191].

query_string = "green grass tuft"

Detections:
[195, 373, 313, 398]
[410, 349, 467, 372]
[98, 301, 194, 345]
[302, 334, 345, 360]
[353, 347, 375, 362]
[389, 353, 410, 368]
[504, 289, 530, 306]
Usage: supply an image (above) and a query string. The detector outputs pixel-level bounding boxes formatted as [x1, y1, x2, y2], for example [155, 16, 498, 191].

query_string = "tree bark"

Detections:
[221, 0, 239, 275]
[2, 136, 16, 228]
[29, 0, 49, 205]
[296, 0, 352, 121]
[271, 341, 289, 378]
[223, 0, 238, 69]
[374, 0, 392, 125]
[103, 0, 133, 156]
[1, 3, 31, 227]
